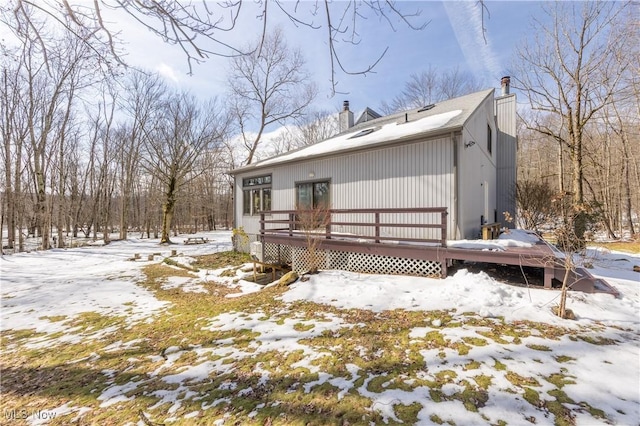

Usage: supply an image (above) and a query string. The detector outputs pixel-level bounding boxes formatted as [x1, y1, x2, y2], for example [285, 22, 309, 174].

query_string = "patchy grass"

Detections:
[394, 402, 422, 423]
[163, 257, 199, 272]
[38, 315, 68, 322]
[554, 355, 576, 363]
[594, 241, 640, 254]
[526, 344, 552, 352]
[577, 335, 618, 345]
[191, 251, 252, 270]
[505, 371, 541, 387]
[0, 261, 627, 425]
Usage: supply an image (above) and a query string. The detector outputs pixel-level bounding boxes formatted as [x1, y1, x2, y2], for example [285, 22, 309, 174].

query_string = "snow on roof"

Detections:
[257, 109, 462, 167]
[231, 89, 494, 174]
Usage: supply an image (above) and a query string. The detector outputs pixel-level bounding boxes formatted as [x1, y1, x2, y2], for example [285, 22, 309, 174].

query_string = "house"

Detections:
[229, 78, 517, 275]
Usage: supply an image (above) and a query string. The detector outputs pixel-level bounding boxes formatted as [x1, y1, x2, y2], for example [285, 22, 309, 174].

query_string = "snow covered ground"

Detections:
[1, 230, 638, 425]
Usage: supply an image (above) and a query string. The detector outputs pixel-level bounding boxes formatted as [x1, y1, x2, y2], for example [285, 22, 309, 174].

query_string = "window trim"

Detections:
[487, 124, 493, 154]
[295, 179, 331, 210]
[242, 174, 272, 216]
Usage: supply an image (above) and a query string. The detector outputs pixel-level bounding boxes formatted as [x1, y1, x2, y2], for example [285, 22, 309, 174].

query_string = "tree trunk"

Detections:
[571, 135, 586, 248]
[57, 142, 65, 249]
[160, 178, 177, 244]
[621, 133, 636, 237]
[120, 191, 128, 240]
[35, 167, 50, 250]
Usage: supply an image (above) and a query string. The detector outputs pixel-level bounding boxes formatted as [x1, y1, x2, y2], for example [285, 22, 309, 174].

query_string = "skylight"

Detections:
[348, 128, 375, 139]
[417, 104, 436, 112]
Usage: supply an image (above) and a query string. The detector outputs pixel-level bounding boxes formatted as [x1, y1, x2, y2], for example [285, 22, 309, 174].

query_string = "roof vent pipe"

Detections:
[501, 76, 511, 96]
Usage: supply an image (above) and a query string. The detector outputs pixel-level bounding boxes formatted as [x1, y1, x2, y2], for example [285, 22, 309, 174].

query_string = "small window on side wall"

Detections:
[487, 124, 492, 154]
[242, 174, 271, 215]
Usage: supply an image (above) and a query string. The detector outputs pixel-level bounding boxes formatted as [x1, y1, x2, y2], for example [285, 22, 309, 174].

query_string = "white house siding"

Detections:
[456, 95, 498, 239]
[495, 94, 517, 228]
[236, 135, 456, 241]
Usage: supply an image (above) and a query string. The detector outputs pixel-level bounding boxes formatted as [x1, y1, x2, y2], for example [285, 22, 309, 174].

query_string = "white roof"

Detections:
[232, 88, 493, 174]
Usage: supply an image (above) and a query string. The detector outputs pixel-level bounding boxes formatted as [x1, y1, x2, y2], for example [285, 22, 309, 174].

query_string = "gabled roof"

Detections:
[355, 107, 382, 125]
[231, 88, 494, 174]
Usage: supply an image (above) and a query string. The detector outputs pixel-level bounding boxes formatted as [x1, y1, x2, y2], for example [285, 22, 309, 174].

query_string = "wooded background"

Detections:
[1, 1, 638, 251]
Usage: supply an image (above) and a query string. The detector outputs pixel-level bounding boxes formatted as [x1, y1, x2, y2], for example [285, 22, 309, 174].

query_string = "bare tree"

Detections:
[15, 18, 96, 249]
[296, 204, 331, 275]
[514, 179, 559, 234]
[228, 28, 317, 165]
[1, 47, 28, 251]
[296, 110, 339, 147]
[438, 66, 483, 100]
[379, 65, 482, 114]
[117, 72, 166, 240]
[141, 92, 227, 244]
[84, 95, 118, 244]
[265, 110, 339, 157]
[602, 13, 639, 238]
[3, 0, 437, 93]
[512, 1, 630, 247]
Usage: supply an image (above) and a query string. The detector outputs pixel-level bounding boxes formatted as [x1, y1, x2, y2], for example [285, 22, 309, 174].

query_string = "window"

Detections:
[243, 175, 271, 187]
[242, 174, 271, 215]
[487, 124, 492, 154]
[296, 181, 330, 210]
[296, 181, 330, 229]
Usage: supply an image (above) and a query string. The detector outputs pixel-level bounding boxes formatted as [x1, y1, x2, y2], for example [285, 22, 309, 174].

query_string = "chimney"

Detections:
[339, 100, 354, 132]
[501, 76, 511, 96]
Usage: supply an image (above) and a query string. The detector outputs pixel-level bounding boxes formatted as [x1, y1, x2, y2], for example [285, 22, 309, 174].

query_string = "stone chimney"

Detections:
[339, 100, 354, 132]
[501, 76, 511, 96]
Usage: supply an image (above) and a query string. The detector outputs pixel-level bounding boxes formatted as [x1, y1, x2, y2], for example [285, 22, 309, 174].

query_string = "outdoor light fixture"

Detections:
[464, 141, 476, 148]
[309, 171, 315, 178]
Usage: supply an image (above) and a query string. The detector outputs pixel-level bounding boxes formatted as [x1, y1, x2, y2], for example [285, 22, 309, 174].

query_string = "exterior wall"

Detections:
[457, 95, 498, 239]
[495, 94, 517, 228]
[234, 91, 516, 244]
[235, 135, 456, 241]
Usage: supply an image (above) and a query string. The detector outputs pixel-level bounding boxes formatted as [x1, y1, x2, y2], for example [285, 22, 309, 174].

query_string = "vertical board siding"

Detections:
[457, 96, 498, 239]
[236, 136, 456, 240]
[495, 95, 517, 228]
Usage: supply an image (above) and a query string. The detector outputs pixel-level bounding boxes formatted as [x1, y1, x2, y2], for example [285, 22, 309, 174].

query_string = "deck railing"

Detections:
[259, 207, 448, 247]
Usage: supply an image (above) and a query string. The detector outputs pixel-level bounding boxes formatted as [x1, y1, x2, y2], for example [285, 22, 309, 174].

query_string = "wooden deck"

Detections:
[259, 209, 618, 296]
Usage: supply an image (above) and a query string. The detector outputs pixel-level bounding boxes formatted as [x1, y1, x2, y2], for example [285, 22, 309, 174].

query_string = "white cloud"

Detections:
[155, 63, 180, 84]
[443, 1, 502, 86]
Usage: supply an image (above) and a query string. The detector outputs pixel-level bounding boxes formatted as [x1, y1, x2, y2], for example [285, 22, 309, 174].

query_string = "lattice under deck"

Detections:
[263, 243, 440, 277]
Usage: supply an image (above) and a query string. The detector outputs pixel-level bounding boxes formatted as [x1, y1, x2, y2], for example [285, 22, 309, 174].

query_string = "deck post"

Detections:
[326, 210, 332, 239]
[441, 259, 448, 278]
[288, 213, 294, 237]
[544, 267, 554, 289]
[441, 210, 448, 247]
[374, 212, 380, 243]
[260, 213, 265, 239]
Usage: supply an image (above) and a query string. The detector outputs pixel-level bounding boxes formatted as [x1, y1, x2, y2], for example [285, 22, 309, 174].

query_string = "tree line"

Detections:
[513, 2, 638, 246]
[1, 1, 638, 253]
[0, 10, 329, 251]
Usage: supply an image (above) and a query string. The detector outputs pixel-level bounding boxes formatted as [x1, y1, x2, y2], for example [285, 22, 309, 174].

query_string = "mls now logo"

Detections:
[4, 409, 58, 421]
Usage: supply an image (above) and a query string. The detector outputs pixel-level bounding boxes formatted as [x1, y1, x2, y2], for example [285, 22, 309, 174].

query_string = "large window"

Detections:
[296, 181, 330, 210]
[295, 180, 330, 229]
[242, 174, 271, 215]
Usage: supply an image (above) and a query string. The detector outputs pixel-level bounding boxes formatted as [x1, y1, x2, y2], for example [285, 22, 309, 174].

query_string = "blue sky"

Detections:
[106, 1, 545, 120]
[111, 1, 544, 113]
